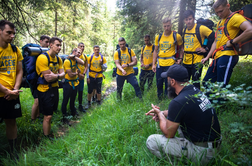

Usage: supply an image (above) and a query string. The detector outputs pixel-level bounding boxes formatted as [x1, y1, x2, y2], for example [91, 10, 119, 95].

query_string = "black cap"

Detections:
[161, 64, 189, 82]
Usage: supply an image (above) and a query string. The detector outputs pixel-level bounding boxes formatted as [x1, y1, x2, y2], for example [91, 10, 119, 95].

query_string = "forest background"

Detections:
[1, 0, 250, 56]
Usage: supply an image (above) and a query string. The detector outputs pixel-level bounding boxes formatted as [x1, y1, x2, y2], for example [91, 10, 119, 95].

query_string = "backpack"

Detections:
[142, 45, 155, 54]
[21, 43, 49, 88]
[116, 43, 129, 50]
[183, 19, 215, 58]
[112, 47, 138, 77]
[157, 31, 179, 59]
[36, 52, 60, 85]
[89, 53, 105, 78]
[215, 4, 252, 56]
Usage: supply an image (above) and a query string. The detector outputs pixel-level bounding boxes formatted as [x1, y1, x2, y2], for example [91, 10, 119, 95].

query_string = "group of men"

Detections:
[0, 20, 107, 159]
[145, 0, 252, 164]
[1, 0, 252, 164]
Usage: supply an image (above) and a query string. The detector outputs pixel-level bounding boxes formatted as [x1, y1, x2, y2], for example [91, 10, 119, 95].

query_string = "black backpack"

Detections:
[112, 47, 138, 77]
[157, 31, 179, 59]
[219, 4, 252, 55]
[183, 18, 215, 58]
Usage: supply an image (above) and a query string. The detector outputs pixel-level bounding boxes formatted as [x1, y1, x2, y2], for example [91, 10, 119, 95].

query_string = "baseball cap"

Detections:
[161, 64, 189, 82]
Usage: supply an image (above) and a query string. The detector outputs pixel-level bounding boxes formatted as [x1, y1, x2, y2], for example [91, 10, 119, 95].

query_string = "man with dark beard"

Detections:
[145, 64, 221, 164]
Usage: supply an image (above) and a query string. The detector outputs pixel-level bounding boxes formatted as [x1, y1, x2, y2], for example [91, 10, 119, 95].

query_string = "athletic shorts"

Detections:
[0, 97, 22, 119]
[38, 87, 59, 116]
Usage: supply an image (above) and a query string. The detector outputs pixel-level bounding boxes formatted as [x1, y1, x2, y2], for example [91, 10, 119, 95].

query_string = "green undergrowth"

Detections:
[1, 57, 252, 165]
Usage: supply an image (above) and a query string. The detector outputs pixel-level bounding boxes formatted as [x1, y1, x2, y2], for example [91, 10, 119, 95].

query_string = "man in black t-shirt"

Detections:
[145, 64, 221, 164]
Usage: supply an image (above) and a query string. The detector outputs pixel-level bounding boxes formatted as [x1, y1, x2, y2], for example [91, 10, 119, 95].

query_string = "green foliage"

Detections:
[1, 60, 252, 165]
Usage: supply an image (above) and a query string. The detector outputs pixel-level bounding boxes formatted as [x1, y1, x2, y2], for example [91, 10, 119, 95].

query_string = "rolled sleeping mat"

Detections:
[23, 47, 49, 56]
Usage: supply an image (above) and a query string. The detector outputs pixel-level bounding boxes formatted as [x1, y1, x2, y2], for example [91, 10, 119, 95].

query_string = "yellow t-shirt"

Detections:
[215, 13, 247, 59]
[36, 51, 63, 92]
[114, 48, 135, 76]
[88, 54, 107, 78]
[183, 24, 213, 64]
[78, 54, 87, 74]
[0, 44, 23, 97]
[155, 31, 183, 66]
[63, 58, 79, 87]
[141, 45, 154, 70]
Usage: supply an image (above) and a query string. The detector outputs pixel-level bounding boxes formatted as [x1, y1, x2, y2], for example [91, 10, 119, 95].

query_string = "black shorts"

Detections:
[38, 87, 59, 116]
[0, 97, 22, 119]
[88, 77, 103, 94]
[28, 79, 38, 98]
[30, 87, 38, 99]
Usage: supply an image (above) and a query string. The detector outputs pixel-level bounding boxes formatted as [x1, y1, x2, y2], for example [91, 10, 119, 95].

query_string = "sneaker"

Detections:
[85, 104, 91, 110]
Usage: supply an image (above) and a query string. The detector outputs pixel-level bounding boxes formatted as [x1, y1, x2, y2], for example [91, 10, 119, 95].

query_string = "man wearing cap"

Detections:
[145, 64, 221, 164]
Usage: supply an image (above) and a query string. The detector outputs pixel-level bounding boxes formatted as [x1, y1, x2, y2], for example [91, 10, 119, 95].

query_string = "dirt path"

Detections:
[56, 78, 117, 137]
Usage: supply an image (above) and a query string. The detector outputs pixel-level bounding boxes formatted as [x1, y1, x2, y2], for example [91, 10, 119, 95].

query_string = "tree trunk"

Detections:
[187, 0, 196, 12]
[178, 0, 186, 35]
[55, 0, 58, 36]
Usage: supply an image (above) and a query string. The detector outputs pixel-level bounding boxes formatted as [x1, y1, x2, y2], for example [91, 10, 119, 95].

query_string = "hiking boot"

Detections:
[97, 100, 101, 105]
[79, 105, 86, 113]
[62, 118, 71, 126]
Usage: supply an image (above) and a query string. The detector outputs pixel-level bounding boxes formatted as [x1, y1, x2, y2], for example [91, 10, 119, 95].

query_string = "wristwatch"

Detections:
[230, 39, 235, 46]
[127, 63, 129, 67]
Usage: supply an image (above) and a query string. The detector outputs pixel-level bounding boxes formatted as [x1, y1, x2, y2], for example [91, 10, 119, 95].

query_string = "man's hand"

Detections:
[69, 54, 75, 58]
[145, 104, 161, 122]
[44, 73, 57, 82]
[226, 40, 233, 48]
[176, 59, 182, 64]
[152, 65, 156, 73]
[121, 69, 126, 75]
[141, 63, 144, 68]
[78, 73, 84, 80]
[87, 78, 90, 84]
[144, 64, 150, 68]
[196, 47, 207, 54]
[4, 89, 23, 100]
[201, 57, 208, 64]
[99, 59, 103, 65]
[121, 64, 128, 68]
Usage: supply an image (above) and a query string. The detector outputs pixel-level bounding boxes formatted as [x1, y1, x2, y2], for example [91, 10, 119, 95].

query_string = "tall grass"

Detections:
[0, 57, 252, 165]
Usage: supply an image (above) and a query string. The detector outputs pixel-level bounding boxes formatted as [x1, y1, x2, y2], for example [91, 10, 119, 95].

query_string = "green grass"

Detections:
[0, 57, 252, 165]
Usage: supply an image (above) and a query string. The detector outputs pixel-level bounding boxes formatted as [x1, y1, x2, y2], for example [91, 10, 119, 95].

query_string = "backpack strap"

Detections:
[173, 31, 177, 44]
[173, 31, 178, 58]
[128, 47, 132, 61]
[142, 45, 146, 54]
[152, 45, 155, 53]
[182, 27, 187, 43]
[223, 12, 236, 41]
[195, 24, 202, 47]
[10, 44, 17, 52]
[89, 54, 104, 79]
[117, 47, 132, 64]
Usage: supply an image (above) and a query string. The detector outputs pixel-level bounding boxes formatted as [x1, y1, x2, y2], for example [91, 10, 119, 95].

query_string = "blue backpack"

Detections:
[22, 43, 58, 89]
